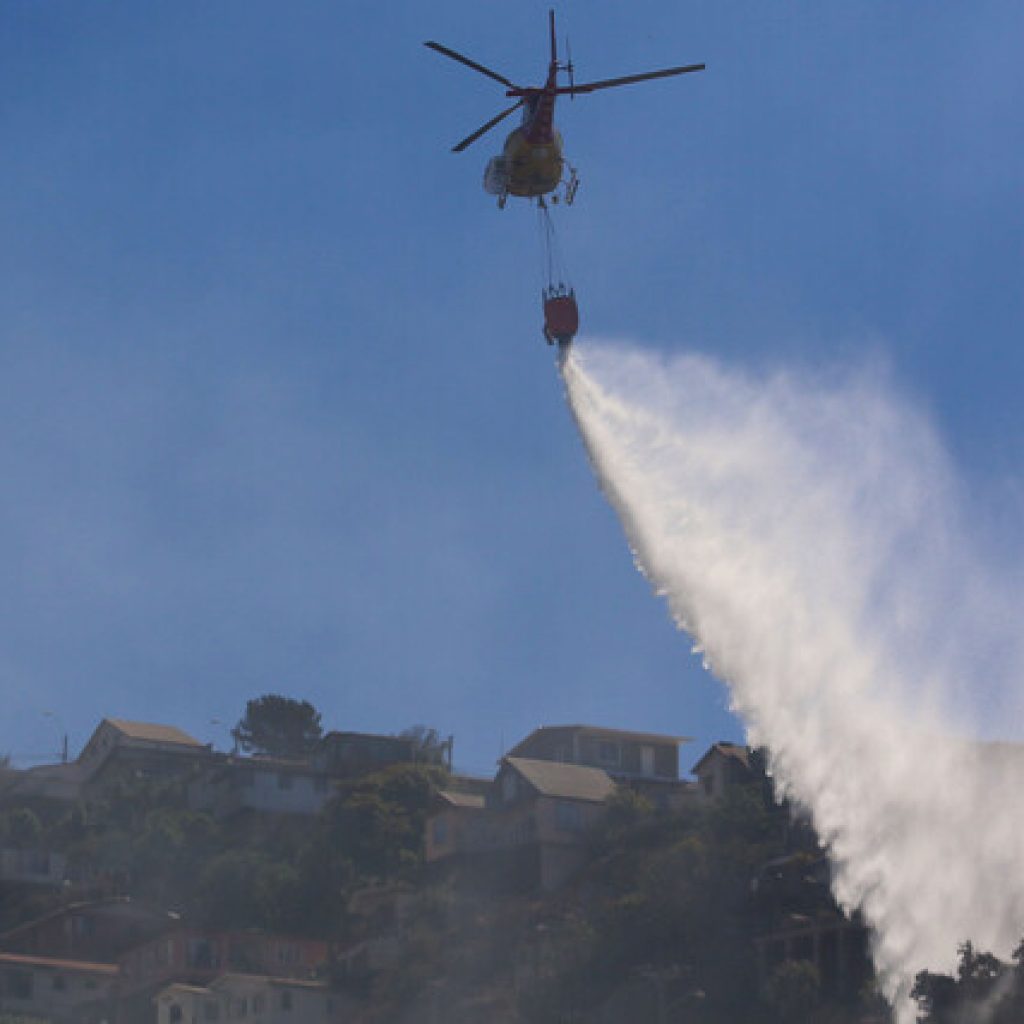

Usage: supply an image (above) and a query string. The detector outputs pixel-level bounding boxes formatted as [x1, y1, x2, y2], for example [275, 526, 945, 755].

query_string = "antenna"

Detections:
[566, 36, 575, 97]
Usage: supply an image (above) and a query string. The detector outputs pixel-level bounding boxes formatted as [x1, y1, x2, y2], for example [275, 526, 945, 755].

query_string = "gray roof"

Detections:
[508, 724, 691, 757]
[437, 789, 486, 810]
[692, 742, 751, 774]
[504, 757, 616, 803]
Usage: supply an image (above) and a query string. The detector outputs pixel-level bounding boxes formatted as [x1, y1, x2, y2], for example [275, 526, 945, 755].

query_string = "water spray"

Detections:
[560, 341, 1024, 1021]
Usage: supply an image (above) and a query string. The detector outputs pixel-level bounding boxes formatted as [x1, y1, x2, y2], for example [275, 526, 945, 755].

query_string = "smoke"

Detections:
[560, 341, 1024, 1019]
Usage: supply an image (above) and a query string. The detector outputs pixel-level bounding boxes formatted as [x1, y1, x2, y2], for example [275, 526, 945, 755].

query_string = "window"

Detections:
[313, 776, 327, 793]
[51, 974, 67, 992]
[27, 850, 51, 875]
[169, 1005, 183, 1023]
[72, 915, 96, 937]
[432, 818, 448, 846]
[280, 990, 293, 1012]
[555, 802, 583, 831]
[204, 1000, 220, 1020]
[5, 969, 33, 999]
[597, 741, 620, 766]
[276, 773, 293, 790]
[253, 994, 266, 1014]
[501, 772, 517, 802]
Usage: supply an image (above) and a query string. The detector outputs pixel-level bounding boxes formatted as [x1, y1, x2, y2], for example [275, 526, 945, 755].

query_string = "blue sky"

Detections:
[1, 1, 1021, 775]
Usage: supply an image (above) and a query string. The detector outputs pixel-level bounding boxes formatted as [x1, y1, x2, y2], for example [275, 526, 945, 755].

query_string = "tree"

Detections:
[196, 849, 301, 932]
[912, 941, 1017, 1024]
[764, 960, 821, 1024]
[398, 724, 451, 766]
[232, 695, 323, 759]
[0, 808, 42, 850]
[315, 763, 447, 881]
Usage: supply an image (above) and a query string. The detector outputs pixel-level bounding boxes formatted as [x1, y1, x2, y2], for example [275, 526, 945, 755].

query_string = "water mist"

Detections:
[561, 341, 1024, 1019]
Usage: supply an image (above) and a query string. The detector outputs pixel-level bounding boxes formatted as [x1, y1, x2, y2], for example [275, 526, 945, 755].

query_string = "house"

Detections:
[0, 897, 180, 964]
[506, 724, 693, 808]
[426, 788, 487, 864]
[0, 846, 67, 888]
[0, 950, 118, 1024]
[155, 973, 344, 1024]
[0, 760, 86, 809]
[754, 910, 871, 1001]
[0, 719, 212, 812]
[313, 730, 451, 778]
[188, 755, 333, 819]
[118, 928, 328, 1000]
[77, 719, 213, 795]
[691, 742, 757, 801]
[426, 757, 617, 891]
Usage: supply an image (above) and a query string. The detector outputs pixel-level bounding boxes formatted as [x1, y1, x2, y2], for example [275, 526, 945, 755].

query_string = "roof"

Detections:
[436, 789, 486, 810]
[157, 983, 212, 997]
[0, 897, 179, 943]
[210, 972, 327, 991]
[503, 757, 616, 803]
[0, 951, 119, 975]
[0, 760, 85, 800]
[508, 724, 692, 757]
[226, 755, 325, 775]
[692, 742, 751, 774]
[105, 719, 204, 747]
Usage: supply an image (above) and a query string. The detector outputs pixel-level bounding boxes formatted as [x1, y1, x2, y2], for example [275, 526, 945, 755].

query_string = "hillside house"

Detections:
[0, 846, 67, 888]
[77, 719, 213, 796]
[692, 742, 756, 801]
[755, 911, 871, 1001]
[427, 757, 617, 891]
[0, 898, 180, 964]
[155, 973, 343, 1024]
[118, 928, 327, 1001]
[313, 730, 451, 778]
[507, 724, 692, 808]
[188, 755, 333, 819]
[426, 788, 487, 865]
[0, 760, 86, 810]
[0, 951, 117, 1024]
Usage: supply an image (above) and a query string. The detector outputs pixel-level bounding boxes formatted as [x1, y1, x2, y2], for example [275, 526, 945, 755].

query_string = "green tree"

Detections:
[764, 960, 821, 1024]
[317, 763, 446, 881]
[398, 725, 450, 766]
[197, 849, 301, 932]
[912, 941, 1016, 1024]
[232, 695, 323, 758]
[0, 808, 42, 849]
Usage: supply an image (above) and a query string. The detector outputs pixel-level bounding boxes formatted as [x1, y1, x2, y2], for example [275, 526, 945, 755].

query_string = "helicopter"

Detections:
[425, 10, 704, 209]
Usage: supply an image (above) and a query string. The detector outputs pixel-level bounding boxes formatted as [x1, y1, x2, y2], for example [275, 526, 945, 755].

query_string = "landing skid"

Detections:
[549, 165, 579, 206]
[563, 164, 579, 205]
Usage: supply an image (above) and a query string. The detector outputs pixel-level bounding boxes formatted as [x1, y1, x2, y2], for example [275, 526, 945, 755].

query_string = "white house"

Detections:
[189, 757, 334, 818]
[155, 973, 345, 1024]
[0, 951, 117, 1023]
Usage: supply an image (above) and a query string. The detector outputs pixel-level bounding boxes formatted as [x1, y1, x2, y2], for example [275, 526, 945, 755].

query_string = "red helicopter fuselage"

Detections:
[485, 56, 566, 201]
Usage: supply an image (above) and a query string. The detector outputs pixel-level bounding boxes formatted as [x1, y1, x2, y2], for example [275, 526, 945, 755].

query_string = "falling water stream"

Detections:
[561, 342, 1024, 1019]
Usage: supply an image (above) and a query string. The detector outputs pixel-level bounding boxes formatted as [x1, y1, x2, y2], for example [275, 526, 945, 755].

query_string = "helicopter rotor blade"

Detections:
[424, 41, 518, 90]
[451, 100, 525, 153]
[559, 62, 705, 95]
